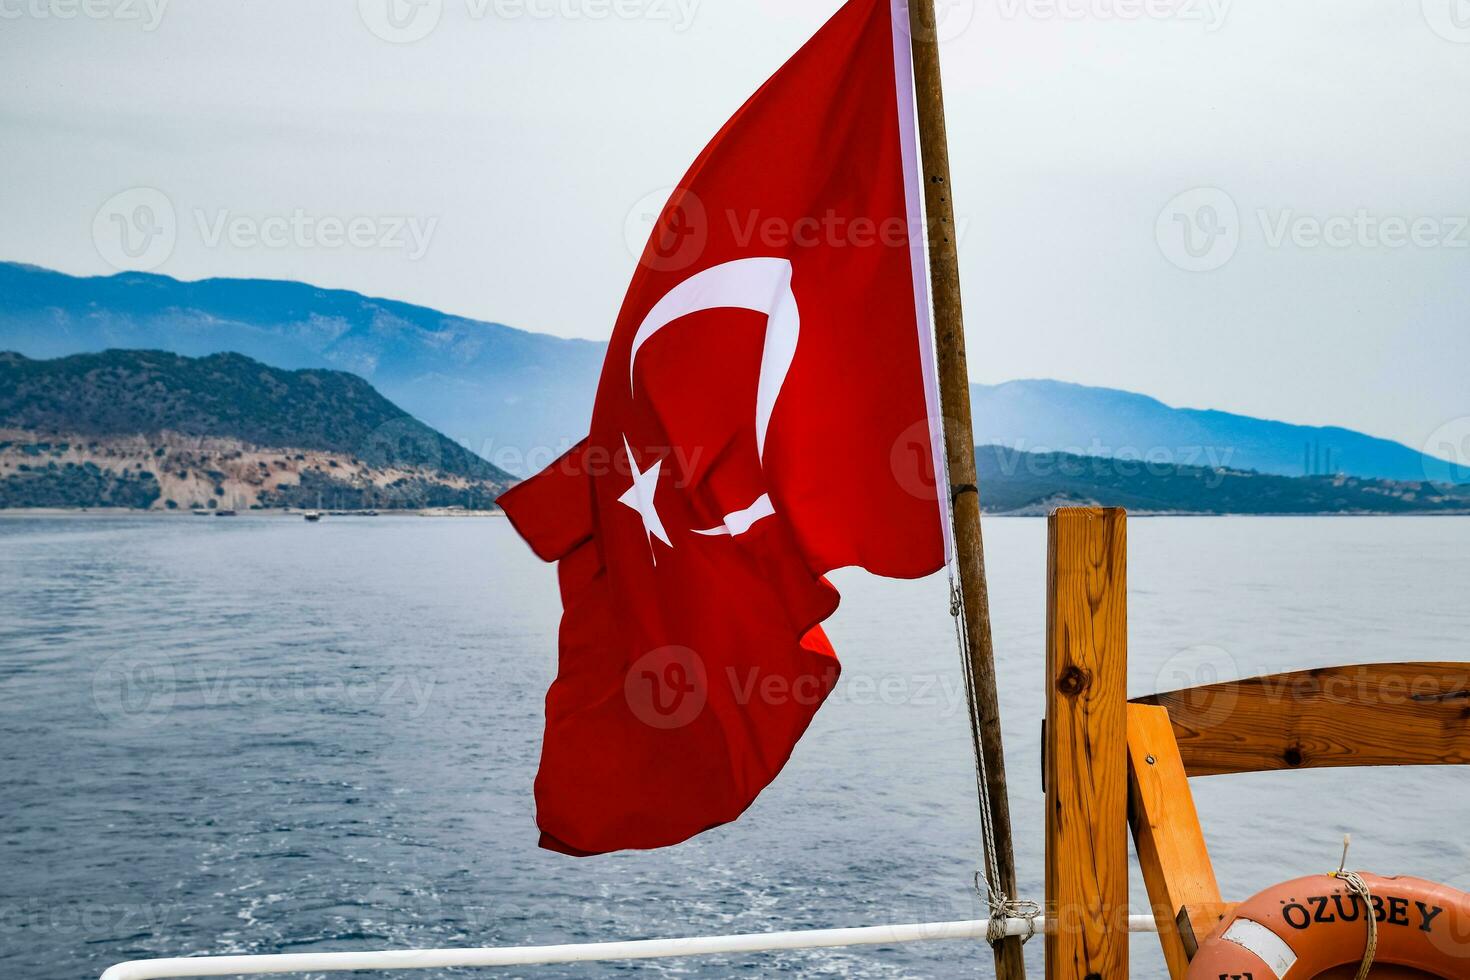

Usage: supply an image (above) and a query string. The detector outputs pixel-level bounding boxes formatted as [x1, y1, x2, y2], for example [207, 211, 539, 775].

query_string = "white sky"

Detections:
[3, 0, 1469, 453]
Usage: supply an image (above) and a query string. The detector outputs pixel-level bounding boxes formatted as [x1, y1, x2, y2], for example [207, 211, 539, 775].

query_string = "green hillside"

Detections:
[0, 350, 509, 483]
[978, 445, 1470, 515]
[0, 350, 513, 510]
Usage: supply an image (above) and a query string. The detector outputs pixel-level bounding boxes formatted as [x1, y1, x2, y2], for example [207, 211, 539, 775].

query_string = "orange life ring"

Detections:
[1187, 873, 1470, 979]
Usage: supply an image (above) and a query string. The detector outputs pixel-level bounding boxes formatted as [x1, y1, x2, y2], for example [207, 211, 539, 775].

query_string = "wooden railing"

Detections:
[1043, 506, 1470, 980]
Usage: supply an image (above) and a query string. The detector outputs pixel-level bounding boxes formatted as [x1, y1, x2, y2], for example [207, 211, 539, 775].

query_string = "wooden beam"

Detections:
[1175, 903, 1236, 961]
[1126, 704, 1223, 979]
[1045, 508, 1129, 980]
[1134, 662, 1470, 776]
[905, 3, 1024, 979]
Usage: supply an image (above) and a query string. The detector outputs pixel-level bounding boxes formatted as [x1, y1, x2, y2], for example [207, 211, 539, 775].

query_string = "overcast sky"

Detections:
[3, 0, 1468, 454]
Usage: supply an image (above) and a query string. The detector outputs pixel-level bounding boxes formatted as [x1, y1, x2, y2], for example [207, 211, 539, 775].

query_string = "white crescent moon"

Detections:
[628, 257, 799, 537]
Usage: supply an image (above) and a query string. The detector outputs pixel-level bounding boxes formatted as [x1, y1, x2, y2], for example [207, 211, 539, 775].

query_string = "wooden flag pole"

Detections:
[904, 4, 1027, 980]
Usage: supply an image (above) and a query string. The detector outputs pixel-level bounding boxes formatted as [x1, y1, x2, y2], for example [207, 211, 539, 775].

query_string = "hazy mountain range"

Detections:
[0, 262, 601, 475]
[2, 261, 1462, 484]
[970, 380, 1463, 485]
[2, 346, 1462, 515]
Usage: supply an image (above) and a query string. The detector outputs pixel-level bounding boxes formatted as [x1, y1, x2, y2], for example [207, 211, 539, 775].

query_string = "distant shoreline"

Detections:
[1, 507, 1464, 520]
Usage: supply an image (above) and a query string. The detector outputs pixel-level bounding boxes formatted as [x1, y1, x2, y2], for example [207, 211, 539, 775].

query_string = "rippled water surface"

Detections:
[2, 514, 1468, 979]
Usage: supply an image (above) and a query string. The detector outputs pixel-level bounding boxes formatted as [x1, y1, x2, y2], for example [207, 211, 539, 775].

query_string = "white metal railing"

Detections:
[99, 916, 1161, 979]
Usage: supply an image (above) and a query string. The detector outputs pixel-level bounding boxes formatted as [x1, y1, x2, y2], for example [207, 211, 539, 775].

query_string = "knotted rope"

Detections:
[949, 580, 1041, 945]
[1331, 836, 1378, 980]
[930, 371, 1039, 944]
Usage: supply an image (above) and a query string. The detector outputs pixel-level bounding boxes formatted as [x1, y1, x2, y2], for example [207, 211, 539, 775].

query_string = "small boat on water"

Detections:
[213, 509, 236, 517]
[303, 511, 322, 522]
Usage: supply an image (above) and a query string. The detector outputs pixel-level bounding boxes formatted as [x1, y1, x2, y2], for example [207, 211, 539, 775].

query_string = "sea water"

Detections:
[2, 515, 1467, 979]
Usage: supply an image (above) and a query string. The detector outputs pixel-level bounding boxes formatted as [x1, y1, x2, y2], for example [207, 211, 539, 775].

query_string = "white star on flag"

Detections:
[618, 436, 672, 559]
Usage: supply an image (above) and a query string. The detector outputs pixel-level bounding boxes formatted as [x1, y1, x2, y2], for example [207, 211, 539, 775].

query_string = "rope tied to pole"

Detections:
[1331, 835, 1378, 980]
[949, 579, 1041, 946]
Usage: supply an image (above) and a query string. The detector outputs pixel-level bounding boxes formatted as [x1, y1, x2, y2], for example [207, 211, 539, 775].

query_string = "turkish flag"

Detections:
[499, 0, 949, 855]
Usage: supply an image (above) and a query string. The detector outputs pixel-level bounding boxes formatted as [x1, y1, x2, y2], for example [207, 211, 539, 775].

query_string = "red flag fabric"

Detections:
[498, 0, 948, 855]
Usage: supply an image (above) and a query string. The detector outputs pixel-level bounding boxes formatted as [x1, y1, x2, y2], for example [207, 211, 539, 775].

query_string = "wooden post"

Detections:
[1045, 508, 1129, 979]
[905, 4, 1025, 978]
